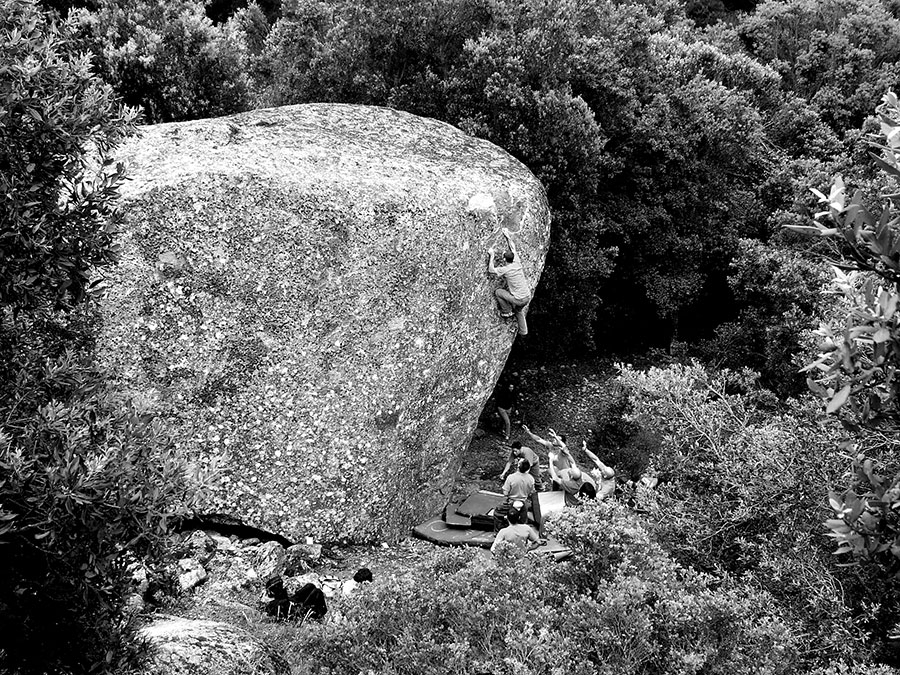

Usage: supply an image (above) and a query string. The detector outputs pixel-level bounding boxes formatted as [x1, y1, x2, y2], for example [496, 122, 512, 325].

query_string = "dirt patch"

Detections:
[465, 357, 617, 489]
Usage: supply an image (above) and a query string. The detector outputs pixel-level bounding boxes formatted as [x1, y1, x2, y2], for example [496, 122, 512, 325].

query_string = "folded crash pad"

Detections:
[455, 490, 505, 517]
[443, 502, 472, 529]
[533, 490, 566, 527]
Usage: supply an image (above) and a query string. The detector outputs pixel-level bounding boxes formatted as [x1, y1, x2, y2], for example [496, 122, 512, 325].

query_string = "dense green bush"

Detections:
[293, 500, 799, 675]
[0, 3, 202, 671]
[70, 0, 251, 122]
[792, 93, 900, 423]
[739, 0, 900, 133]
[0, 334, 198, 673]
[616, 361, 900, 667]
[1, 0, 136, 313]
[698, 238, 830, 397]
[590, 383, 659, 481]
[787, 91, 900, 612]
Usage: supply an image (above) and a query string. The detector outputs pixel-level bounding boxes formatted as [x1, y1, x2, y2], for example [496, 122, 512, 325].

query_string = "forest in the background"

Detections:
[5, 0, 900, 673]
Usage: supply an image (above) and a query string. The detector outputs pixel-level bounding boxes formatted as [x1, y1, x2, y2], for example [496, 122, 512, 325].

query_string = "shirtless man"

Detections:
[549, 459, 597, 498]
[584, 441, 616, 500]
[522, 424, 574, 477]
[491, 506, 545, 555]
[487, 228, 532, 318]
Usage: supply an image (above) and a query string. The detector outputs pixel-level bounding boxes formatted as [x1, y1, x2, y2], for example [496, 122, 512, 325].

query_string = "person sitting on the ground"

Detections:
[491, 505, 545, 555]
[500, 441, 544, 491]
[502, 458, 535, 501]
[495, 380, 517, 440]
[487, 227, 532, 318]
[522, 424, 574, 476]
[342, 567, 373, 596]
[583, 441, 616, 500]
[293, 582, 328, 620]
[264, 576, 327, 622]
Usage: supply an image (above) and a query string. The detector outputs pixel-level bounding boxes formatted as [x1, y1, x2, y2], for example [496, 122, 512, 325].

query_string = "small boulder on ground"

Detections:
[253, 540, 286, 581]
[284, 543, 321, 575]
[179, 531, 217, 563]
[138, 617, 289, 675]
[177, 558, 208, 592]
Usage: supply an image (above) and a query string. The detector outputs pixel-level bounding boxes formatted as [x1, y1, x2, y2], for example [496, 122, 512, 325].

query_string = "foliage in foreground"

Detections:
[0, 2, 200, 671]
[616, 361, 900, 666]
[0, 332, 198, 673]
[1, 0, 137, 313]
[788, 91, 900, 577]
[292, 500, 798, 675]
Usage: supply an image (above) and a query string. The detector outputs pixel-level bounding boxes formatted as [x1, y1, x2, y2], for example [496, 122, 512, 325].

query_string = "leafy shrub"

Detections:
[0, 4, 202, 671]
[791, 93, 900, 423]
[787, 92, 900, 585]
[292, 500, 799, 675]
[1, 0, 137, 313]
[698, 238, 830, 397]
[71, 0, 251, 123]
[739, 0, 900, 132]
[591, 384, 659, 481]
[0, 334, 200, 673]
[615, 361, 897, 666]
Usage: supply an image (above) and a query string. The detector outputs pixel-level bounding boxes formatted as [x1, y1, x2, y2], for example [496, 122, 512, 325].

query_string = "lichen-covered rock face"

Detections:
[139, 618, 289, 675]
[99, 103, 550, 542]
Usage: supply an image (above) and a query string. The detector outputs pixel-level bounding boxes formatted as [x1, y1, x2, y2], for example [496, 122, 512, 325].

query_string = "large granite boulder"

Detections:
[139, 618, 289, 675]
[99, 103, 550, 541]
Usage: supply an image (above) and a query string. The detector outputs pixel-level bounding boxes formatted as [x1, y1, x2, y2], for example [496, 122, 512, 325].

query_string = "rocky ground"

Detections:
[134, 356, 617, 674]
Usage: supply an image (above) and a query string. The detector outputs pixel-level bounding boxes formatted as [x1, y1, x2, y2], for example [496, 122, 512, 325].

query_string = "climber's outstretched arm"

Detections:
[502, 228, 518, 260]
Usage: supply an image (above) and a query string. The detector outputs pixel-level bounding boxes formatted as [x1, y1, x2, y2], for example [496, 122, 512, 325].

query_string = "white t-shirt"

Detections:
[495, 259, 531, 300]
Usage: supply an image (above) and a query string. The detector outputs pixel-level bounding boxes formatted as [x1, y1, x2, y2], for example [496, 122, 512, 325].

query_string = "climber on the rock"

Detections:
[487, 227, 532, 319]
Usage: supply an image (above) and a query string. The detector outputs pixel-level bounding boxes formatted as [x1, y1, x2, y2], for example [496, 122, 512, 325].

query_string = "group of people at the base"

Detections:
[490, 425, 615, 555]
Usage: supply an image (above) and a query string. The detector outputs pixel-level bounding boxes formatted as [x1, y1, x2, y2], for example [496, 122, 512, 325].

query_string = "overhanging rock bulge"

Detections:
[98, 103, 551, 541]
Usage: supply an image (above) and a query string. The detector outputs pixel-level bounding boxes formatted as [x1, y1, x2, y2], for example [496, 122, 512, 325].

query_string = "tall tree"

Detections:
[70, 0, 251, 123]
[1, 0, 135, 314]
[1, 3, 198, 672]
[740, 0, 900, 132]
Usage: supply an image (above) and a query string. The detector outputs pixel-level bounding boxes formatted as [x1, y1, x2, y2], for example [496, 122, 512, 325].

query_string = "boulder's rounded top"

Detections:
[120, 103, 530, 198]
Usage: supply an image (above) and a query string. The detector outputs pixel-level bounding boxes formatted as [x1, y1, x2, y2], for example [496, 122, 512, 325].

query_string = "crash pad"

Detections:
[455, 490, 505, 517]
[412, 516, 571, 560]
[443, 502, 472, 529]
[533, 490, 565, 527]
[413, 516, 496, 548]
